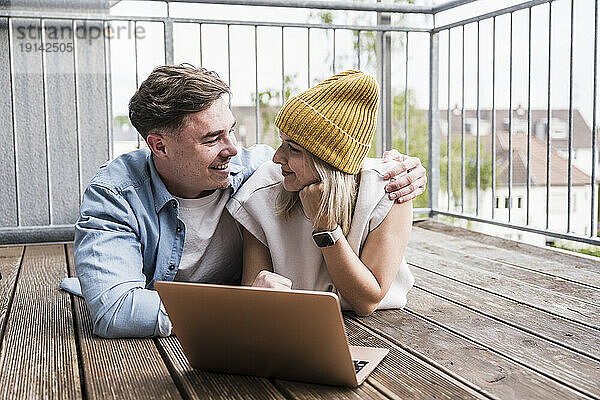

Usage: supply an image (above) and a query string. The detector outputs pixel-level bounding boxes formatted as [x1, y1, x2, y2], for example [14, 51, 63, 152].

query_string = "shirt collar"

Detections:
[229, 159, 243, 175]
[147, 151, 176, 213]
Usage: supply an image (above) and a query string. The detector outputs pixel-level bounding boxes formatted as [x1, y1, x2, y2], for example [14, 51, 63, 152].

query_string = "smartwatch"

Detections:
[312, 225, 343, 248]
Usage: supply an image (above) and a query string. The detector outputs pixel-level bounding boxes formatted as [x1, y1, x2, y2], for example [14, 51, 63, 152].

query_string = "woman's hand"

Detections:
[252, 270, 292, 290]
[299, 182, 336, 231]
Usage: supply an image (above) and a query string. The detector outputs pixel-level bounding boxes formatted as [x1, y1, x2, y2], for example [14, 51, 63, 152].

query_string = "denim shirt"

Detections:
[63, 145, 273, 338]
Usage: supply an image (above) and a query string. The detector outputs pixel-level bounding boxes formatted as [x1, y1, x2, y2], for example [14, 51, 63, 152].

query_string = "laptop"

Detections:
[154, 281, 389, 387]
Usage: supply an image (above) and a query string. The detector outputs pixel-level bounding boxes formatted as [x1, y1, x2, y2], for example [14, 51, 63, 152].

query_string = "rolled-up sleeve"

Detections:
[74, 183, 172, 338]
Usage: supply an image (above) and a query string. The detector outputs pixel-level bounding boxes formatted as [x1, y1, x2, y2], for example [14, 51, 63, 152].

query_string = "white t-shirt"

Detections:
[174, 188, 242, 284]
[226, 160, 414, 311]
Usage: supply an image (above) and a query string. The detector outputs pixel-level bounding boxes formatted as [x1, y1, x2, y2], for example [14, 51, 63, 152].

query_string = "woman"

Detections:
[226, 70, 414, 315]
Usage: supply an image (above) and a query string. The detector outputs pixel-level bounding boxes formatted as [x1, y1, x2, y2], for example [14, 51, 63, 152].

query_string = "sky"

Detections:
[107, 0, 599, 130]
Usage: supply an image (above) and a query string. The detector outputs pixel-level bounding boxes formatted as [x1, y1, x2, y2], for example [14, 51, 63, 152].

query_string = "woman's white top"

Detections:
[226, 159, 414, 311]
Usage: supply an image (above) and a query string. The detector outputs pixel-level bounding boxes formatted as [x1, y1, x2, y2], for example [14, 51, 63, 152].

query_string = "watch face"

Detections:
[313, 232, 335, 247]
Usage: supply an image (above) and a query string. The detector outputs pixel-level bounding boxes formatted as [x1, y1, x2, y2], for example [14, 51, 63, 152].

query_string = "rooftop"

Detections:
[495, 131, 594, 187]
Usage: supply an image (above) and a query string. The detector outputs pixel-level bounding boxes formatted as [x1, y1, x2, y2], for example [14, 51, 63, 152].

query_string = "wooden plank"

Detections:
[405, 247, 600, 329]
[66, 245, 182, 400]
[0, 245, 81, 399]
[411, 266, 600, 361]
[408, 231, 600, 305]
[272, 379, 387, 400]
[155, 335, 287, 400]
[344, 318, 487, 400]
[0, 246, 23, 344]
[355, 310, 589, 400]
[414, 221, 600, 285]
[405, 287, 600, 399]
[411, 225, 600, 291]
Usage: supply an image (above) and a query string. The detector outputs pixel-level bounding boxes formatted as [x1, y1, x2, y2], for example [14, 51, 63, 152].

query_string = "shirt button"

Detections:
[172, 202, 177, 208]
[169, 264, 176, 271]
[176, 226, 182, 233]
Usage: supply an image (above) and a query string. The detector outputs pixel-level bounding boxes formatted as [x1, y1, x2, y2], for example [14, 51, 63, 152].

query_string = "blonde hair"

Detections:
[277, 154, 359, 236]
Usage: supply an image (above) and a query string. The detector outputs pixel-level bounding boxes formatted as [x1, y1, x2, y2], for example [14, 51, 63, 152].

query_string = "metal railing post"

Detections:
[164, 3, 174, 64]
[592, 0, 598, 238]
[567, 0, 575, 233]
[164, 21, 174, 64]
[429, 31, 440, 214]
[405, 32, 409, 155]
[376, 5, 391, 155]
[447, 29, 452, 211]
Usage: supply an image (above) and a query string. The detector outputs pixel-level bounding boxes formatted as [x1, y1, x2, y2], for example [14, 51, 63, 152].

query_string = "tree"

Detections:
[311, 2, 411, 71]
[253, 74, 300, 147]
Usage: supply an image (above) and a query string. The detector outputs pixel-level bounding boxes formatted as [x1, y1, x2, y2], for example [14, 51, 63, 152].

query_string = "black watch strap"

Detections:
[312, 226, 343, 248]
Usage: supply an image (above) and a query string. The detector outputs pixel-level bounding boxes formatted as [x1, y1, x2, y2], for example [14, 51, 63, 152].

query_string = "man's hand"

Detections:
[382, 149, 427, 203]
[252, 270, 293, 291]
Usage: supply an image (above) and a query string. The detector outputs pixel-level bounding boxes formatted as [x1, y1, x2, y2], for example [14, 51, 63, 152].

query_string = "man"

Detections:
[60, 65, 427, 338]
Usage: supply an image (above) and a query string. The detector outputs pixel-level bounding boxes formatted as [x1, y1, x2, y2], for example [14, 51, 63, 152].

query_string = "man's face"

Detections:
[162, 96, 238, 197]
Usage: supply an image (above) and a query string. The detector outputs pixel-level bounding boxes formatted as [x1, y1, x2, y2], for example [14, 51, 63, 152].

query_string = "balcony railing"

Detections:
[0, 0, 598, 247]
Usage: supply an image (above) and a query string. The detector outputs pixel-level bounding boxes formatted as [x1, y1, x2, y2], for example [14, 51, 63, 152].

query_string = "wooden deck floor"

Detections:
[0, 220, 598, 400]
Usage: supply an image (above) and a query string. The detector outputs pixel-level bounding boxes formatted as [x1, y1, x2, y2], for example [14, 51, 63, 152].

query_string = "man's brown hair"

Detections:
[128, 64, 231, 140]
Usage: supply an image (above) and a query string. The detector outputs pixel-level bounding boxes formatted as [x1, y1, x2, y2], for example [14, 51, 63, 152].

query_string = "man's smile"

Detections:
[211, 163, 229, 170]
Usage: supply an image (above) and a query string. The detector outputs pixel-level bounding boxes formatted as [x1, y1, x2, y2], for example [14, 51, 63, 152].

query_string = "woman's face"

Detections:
[272, 132, 320, 192]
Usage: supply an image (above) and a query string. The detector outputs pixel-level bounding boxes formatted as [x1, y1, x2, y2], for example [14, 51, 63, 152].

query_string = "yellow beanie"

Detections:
[274, 70, 379, 174]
